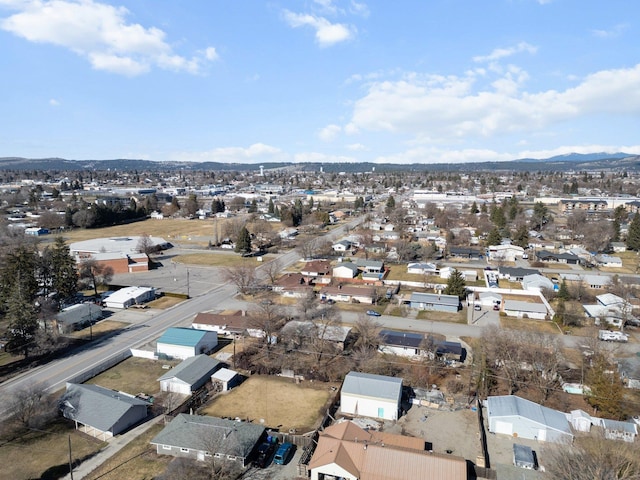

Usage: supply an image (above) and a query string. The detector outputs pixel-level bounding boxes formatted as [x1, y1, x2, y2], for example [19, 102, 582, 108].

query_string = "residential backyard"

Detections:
[0, 418, 106, 480]
[199, 375, 338, 433]
[84, 356, 180, 396]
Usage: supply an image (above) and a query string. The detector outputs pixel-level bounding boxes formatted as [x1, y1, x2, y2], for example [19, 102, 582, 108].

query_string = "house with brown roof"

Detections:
[191, 310, 263, 338]
[301, 260, 332, 284]
[273, 273, 313, 298]
[308, 421, 467, 480]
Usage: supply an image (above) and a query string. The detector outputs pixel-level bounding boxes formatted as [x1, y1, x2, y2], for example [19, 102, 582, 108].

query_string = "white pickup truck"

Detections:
[599, 330, 629, 342]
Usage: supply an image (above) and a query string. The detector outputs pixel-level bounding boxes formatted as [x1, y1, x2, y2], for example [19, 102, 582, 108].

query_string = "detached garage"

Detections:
[340, 371, 402, 421]
[103, 286, 155, 309]
[487, 395, 573, 443]
[158, 354, 221, 395]
[157, 327, 218, 360]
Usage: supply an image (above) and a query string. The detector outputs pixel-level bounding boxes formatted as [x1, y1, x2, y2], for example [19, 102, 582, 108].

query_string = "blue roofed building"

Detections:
[157, 327, 218, 360]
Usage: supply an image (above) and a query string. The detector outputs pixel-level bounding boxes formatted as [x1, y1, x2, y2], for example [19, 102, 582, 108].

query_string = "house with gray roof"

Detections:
[378, 329, 426, 357]
[158, 354, 222, 395]
[60, 383, 150, 440]
[408, 292, 460, 313]
[601, 418, 637, 443]
[333, 262, 359, 279]
[340, 371, 403, 421]
[150, 413, 265, 466]
[487, 395, 573, 443]
[502, 300, 548, 320]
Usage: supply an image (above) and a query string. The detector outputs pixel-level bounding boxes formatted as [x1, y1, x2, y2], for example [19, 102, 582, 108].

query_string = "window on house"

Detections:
[180, 447, 189, 453]
[162, 445, 172, 450]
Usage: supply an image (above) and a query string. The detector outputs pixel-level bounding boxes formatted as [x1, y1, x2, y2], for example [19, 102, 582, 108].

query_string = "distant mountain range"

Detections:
[0, 152, 637, 173]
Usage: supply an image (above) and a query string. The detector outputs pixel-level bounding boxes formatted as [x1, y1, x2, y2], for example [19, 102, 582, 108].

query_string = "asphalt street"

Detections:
[0, 216, 363, 403]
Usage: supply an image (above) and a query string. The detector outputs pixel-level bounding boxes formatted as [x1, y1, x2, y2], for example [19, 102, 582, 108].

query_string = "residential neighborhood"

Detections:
[2, 162, 640, 479]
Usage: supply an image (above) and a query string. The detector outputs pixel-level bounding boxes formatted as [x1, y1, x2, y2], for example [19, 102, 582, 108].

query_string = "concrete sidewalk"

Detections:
[63, 415, 164, 480]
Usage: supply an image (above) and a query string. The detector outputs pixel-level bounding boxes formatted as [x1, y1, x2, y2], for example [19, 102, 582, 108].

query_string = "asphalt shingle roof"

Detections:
[157, 354, 221, 385]
[151, 414, 265, 458]
[60, 383, 149, 432]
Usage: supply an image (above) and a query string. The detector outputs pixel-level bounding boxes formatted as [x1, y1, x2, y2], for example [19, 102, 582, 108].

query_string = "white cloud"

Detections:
[49, 98, 60, 106]
[170, 143, 284, 163]
[313, 0, 340, 15]
[517, 145, 640, 159]
[473, 42, 537, 63]
[345, 63, 640, 142]
[349, 1, 370, 17]
[318, 124, 341, 142]
[283, 10, 354, 47]
[373, 147, 513, 164]
[346, 143, 367, 151]
[592, 23, 628, 38]
[0, 0, 217, 76]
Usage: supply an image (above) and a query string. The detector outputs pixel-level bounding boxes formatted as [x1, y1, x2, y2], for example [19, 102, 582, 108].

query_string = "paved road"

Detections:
[0, 216, 363, 401]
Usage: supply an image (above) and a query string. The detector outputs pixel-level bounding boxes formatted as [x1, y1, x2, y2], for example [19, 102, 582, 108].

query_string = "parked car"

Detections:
[274, 442, 294, 465]
[474, 304, 481, 311]
[366, 310, 381, 317]
[493, 304, 500, 311]
[254, 442, 276, 468]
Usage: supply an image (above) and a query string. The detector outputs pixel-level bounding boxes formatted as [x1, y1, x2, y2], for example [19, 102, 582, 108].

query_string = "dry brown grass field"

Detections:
[500, 316, 561, 334]
[58, 218, 221, 243]
[68, 320, 130, 341]
[199, 375, 338, 433]
[84, 423, 171, 480]
[85, 356, 179, 395]
[0, 419, 106, 480]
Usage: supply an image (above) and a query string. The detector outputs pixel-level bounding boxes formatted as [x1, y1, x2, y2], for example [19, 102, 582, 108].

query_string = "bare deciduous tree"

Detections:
[544, 434, 640, 480]
[222, 266, 258, 295]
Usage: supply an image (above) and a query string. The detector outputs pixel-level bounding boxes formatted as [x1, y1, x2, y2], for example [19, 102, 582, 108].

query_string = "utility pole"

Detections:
[187, 268, 190, 298]
[68, 435, 74, 480]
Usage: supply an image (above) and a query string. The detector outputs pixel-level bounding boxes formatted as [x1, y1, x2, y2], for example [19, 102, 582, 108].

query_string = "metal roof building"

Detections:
[341, 371, 403, 421]
[487, 395, 573, 443]
[157, 354, 222, 395]
[157, 327, 218, 360]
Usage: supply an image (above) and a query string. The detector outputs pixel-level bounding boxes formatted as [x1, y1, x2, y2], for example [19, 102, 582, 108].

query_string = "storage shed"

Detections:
[340, 371, 402, 421]
[487, 395, 573, 443]
[158, 354, 221, 395]
[513, 443, 536, 469]
[211, 368, 241, 391]
[157, 327, 218, 360]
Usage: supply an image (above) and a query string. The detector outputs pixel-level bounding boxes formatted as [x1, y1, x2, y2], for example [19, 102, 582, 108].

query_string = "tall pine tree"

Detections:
[627, 213, 640, 251]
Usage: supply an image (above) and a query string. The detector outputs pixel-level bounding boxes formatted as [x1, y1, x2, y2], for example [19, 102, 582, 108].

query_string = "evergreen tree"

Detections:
[5, 286, 38, 357]
[557, 279, 570, 301]
[385, 195, 396, 213]
[443, 269, 467, 300]
[486, 227, 502, 246]
[267, 198, 275, 214]
[234, 226, 252, 253]
[470, 201, 479, 214]
[512, 225, 529, 249]
[248, 198, 258, 213]
[627, 213, 640, 251]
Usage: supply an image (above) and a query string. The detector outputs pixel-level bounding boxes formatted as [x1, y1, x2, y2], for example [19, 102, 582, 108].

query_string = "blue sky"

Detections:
[1, 0, 639, 164]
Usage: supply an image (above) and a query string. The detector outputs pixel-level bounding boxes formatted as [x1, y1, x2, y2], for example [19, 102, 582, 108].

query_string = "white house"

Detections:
[157, 354, 222, 395]
[103, 286, 155, 309]
[332, 240, 353, 253]
[502, 300, 548, 320]
[157, 327, 218, 360]
[54, 303, 102, 333]
[333, 262, 359, 279]
[340, 371, 402, 421]
[488, 244, 525, 262]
